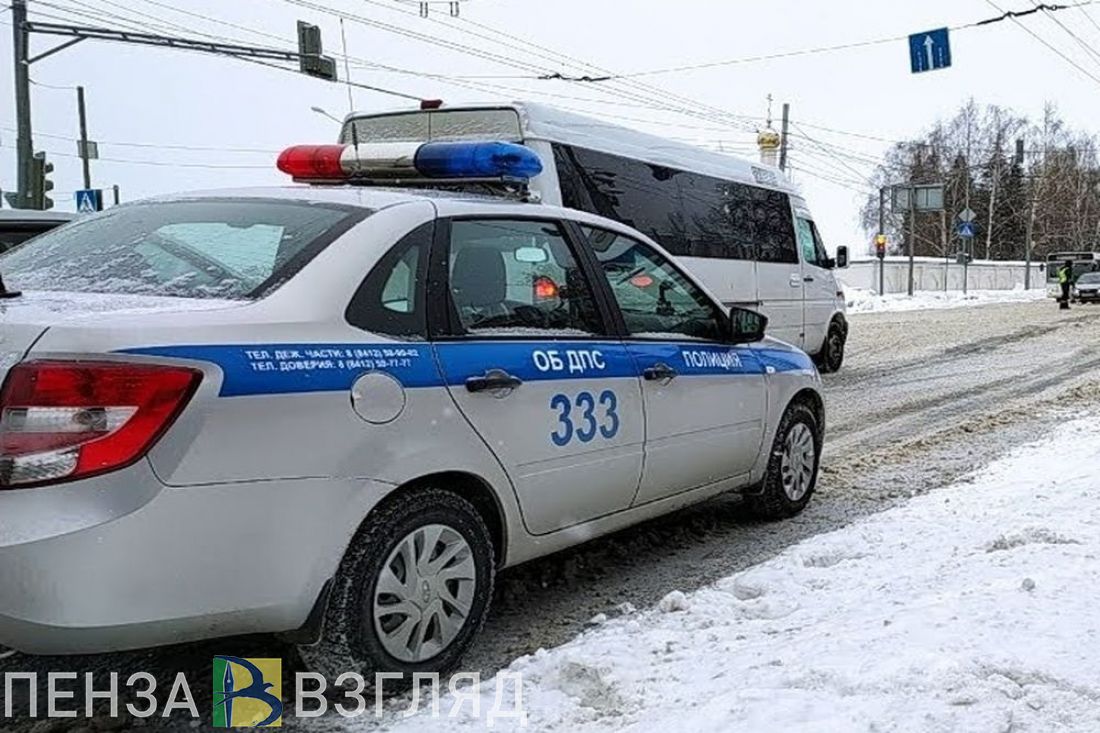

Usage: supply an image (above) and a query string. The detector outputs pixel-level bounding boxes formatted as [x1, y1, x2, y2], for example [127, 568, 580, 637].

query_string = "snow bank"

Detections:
[375, 417, 1100, 732]
[845, 284, 1047, 314]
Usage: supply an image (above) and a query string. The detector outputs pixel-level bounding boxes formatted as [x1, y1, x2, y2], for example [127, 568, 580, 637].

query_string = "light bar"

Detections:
[414, 142, 543, 180]
[276, 140, 543, 182]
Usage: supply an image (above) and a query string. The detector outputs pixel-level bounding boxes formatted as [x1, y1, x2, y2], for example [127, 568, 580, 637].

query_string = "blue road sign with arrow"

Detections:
[910, 28, 952, 74]
[958, 221, 976, 238]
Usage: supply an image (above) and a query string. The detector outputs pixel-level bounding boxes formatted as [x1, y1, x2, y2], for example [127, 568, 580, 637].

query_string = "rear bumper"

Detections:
[0, 462, 393, 654]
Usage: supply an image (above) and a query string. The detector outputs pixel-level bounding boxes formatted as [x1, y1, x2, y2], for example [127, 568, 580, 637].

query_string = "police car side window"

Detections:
[448, 219, 604, 337]
[582, 226, 726, 342]
[346, 222, 431, 339]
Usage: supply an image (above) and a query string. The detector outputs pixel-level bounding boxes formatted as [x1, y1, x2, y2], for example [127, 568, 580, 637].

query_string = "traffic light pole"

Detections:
[7, 13, 342, 209]
[11, 0, 33, 209]
[77, 85, 91, 189]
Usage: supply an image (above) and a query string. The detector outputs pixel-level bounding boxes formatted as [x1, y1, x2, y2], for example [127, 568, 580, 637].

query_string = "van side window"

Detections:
[554, 144, 688, 256]
[553, 142, 796, 264]
[345, 222, 431, 339]
[810, 222, 830, 267]
[795, 218, 819, 266]
[751, 188, 798, 264]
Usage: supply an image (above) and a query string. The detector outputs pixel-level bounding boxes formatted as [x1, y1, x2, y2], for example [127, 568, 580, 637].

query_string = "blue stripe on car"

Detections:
[121, 341, 812, 397]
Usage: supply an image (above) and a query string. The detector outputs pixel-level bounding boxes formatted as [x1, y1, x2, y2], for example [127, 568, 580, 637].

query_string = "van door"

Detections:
[752, 188, 805, 347]
[794, 216, 837, 356]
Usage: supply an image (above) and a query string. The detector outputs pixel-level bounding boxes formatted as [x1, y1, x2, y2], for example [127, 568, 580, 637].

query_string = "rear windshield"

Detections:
[0, 199, 367, 300]
[341, 108, 523, 144]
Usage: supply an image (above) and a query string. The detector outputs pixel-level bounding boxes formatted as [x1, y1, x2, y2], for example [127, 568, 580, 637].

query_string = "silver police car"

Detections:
[0, 141, 824, 682]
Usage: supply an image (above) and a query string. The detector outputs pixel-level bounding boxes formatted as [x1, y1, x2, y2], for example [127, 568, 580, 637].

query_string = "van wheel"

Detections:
[298, 489, 495, 691]
[815, 321, 846, 373]
[746, 403, 821, 520]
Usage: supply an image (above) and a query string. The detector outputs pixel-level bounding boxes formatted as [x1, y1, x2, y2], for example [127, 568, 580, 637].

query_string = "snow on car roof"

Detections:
[136, 185, 534, 211]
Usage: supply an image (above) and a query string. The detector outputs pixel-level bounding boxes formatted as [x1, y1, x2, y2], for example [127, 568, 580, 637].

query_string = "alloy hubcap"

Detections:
[373, 524, 477, 663]
[780, 423, 816, 501]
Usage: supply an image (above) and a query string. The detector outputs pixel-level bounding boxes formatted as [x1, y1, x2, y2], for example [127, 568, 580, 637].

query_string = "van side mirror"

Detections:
[835, 246, 849, 269]
[728, 307, 768, 344]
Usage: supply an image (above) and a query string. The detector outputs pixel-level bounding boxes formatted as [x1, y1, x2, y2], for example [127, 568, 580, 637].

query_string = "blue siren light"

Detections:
[413, 141, 543, 180]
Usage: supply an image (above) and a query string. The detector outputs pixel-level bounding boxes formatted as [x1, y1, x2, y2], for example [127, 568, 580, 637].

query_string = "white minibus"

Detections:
[339, 102, 850, 371]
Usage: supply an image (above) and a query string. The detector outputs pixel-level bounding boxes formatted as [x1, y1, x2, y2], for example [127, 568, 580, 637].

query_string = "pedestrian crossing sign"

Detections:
[75, 189, 103, 214]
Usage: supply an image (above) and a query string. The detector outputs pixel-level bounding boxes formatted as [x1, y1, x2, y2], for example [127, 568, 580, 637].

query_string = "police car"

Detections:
[0, 140, 824, 681]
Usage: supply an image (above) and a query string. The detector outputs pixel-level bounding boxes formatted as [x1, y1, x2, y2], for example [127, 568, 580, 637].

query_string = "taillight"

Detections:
[0, 361, 202, 488]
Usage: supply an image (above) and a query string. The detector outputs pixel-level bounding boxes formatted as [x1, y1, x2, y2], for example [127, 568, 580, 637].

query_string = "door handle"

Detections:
[466, 369, 523, 393]
[804, 276, 815, 283]
[789, 274, 803, 288]
[643, 363, 678, 382]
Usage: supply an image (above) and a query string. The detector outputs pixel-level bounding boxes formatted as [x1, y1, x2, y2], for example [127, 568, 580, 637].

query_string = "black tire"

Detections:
[299, 488, 495, 692]
[815, 321, 846, 374]
[746, 402, 821, 520]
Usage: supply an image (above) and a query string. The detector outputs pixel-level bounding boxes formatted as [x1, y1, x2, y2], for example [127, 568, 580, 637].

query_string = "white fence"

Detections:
[840, 256, 1048, 294]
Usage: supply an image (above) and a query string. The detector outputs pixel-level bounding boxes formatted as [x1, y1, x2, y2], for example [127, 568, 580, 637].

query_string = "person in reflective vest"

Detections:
[1058, 260, 1074, 310]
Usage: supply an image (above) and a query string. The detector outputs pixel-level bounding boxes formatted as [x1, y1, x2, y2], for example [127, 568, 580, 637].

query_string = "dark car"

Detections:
[0, 210, 74, 253]
[1074, 271, 1100, 303]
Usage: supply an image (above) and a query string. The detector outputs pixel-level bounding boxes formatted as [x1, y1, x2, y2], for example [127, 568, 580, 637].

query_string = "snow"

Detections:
[374, 416, 1100, 732]
[844, 284, 1047, 314]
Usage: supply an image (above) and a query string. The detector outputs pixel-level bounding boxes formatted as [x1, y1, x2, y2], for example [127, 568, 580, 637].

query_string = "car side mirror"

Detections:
[728, 307, 768, 344]
[835, 246, 849, 269]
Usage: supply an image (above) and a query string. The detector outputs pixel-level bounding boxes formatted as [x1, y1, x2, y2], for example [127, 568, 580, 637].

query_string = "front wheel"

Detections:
[299, 489, 495, 690]
[746, 402, 821, 520]
[815, 321, 846, 373]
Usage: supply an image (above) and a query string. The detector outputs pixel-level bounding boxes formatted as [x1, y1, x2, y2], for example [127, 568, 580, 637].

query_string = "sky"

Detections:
[2, 0, 1100, 253]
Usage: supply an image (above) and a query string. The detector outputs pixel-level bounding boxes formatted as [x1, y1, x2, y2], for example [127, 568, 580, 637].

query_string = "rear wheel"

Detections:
[298, 488, 495, 690]
[746, 402, 821, 520]
[815, 321, 846, 373]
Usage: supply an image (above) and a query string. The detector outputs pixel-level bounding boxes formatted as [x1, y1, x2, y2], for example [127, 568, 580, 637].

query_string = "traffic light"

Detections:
[29, 152, 54, 211]
[297, 21, 337, 82]
[874, 234, 887, 259]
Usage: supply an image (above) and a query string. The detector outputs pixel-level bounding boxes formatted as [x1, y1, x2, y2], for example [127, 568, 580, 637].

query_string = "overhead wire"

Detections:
[982, 0, 1100, 85]
[1027, 0, 1100, 65]
[279, 0, 762, 136]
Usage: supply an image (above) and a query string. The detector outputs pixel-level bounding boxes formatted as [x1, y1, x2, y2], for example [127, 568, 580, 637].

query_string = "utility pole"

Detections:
[77, 85, 91, 189]
[778, 103, 790, 172]
[1018, 138, 1039, 290]
[11, 0, 33, 209]
[908, 190, 916, 297]
[963, 117, 972, 296]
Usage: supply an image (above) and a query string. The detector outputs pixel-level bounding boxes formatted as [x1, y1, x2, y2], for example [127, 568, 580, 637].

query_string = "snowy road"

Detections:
[383, 417, 1100, 733]
[2, 299, 1098, 731]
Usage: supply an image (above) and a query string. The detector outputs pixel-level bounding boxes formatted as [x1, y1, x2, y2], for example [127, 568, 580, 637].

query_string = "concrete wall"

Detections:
[840, 257, 1048, 294]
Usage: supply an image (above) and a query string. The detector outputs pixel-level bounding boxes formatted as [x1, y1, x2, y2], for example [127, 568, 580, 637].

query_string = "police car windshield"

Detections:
[0, 199, 368, 300]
